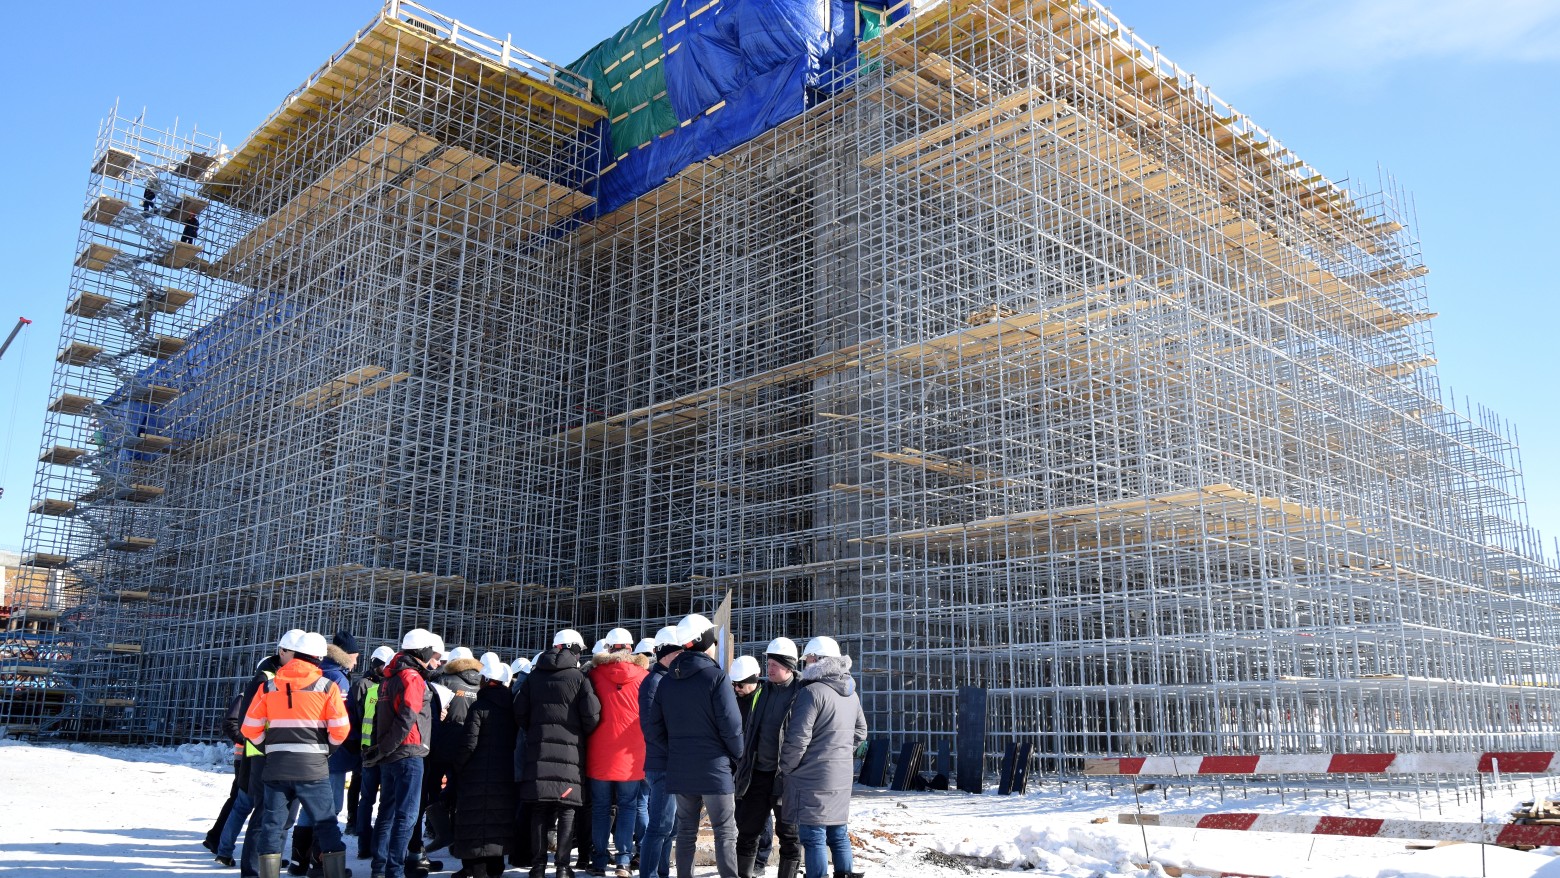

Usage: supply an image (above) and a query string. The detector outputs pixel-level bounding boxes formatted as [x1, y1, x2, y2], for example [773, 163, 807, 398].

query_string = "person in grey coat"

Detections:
[777, 637, 866, 878]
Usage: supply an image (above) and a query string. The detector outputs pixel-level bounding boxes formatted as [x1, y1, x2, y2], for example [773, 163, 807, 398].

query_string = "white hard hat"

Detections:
[479, 650, 501, 667]
[371, 645, 396, 665]
[730, 655, 761, 684]
[430, 682, 454, 710]
[445, 646, 474, 662]
[401, 628, 445, 654]
[278, 629, 309, 652]
[605, 627, 634, 648]
[480, 653, 512, 685]
[653, 626, 681, 647]
[765, 637, 798, 660]
[592, 638, 608, 656]
[509, 656, 533, 676]
[675, 613, 714, 646]
[294, 631, 329, 659]
[803, 636, 841, 659]
[552, 628, 586, 649]
[531, 652, 544, 666]
[633, 638, 657, 655]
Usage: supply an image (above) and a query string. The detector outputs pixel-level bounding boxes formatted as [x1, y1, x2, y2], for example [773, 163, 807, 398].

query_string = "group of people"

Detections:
[202, 613, 868, 878]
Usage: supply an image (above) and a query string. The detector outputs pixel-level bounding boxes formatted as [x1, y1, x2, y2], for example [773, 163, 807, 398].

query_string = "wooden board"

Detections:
[74, 243, 120, 271]
[91, 148, 135, 179]
[130, 434, 174, 453]
[172, 152, 219, 179]
[22, 553, 68, 568]
[30, 499, 76, 517]
[129, 385, 180, 406]
[66, 291, 112, 319]
[39, 445, 86, 466]
[138, 335, 187, 359]
[56, 342, 104, 366]
[155, 242, 203, 269]
[148, 287, 195, 314]
[108, 536, 156, 552]
[84, 196, 129, 225]
[48, 393, 94, 415]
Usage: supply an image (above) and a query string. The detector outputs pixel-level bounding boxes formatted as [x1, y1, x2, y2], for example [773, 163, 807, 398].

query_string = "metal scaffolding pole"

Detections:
[7, 0, 1560, 767]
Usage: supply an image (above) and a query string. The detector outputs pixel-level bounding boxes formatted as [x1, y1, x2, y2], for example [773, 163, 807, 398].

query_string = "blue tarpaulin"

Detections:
[573, 0, 896, 216]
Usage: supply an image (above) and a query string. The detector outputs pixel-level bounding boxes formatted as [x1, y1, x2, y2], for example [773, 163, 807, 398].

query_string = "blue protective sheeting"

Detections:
[584, 0, 890, 216]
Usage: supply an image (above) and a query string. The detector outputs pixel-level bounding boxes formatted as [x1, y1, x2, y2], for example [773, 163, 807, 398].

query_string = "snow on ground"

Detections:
[3, 738, 1560, 877]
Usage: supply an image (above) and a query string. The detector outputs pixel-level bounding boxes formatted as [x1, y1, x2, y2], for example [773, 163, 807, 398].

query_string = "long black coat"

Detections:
[452, 683, 519, 859]
[513, 647, 601, 805]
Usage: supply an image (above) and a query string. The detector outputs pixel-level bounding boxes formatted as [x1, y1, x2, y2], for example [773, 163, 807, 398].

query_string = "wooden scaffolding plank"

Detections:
[74, 243, 120, 271]
[108, 536, 157, 552]
[92, 148, 135, 179]
[148, 287, 196, 314]
[172, 152, 219, 179]
[48, 393, 95, 416]
[129, 385, 180, 406]
[137, 335, 187, 359]
[84, 196, 129, 225]
[39, 445, 86, 466]
[30, 498, 77, 517]
[66, 291, 113, 319]
[56, 342, 104, 366]
[154, 242, 204, 269]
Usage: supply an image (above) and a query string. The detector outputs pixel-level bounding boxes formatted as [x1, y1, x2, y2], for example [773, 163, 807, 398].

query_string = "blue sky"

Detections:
[0, 0, 1555, 557]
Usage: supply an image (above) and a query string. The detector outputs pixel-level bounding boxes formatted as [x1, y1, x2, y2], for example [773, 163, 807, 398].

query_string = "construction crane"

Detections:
[0, 316, 30, 500]
[0, 317, 29, 361]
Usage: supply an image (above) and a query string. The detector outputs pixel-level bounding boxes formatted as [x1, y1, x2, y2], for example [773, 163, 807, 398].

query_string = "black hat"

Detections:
[332, 630, 359, 653]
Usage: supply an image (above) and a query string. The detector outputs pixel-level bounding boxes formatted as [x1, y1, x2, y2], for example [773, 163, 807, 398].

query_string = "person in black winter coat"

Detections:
[423, 653, 484, 855]
[451, 658, 519, 878]
[514, 630, 602, 878]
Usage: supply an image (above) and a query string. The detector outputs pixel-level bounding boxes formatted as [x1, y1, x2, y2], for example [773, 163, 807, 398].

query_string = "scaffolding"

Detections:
[9, 0, 1560, 763]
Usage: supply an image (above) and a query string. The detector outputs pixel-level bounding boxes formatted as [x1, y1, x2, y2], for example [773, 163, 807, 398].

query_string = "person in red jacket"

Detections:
[364, 628, 444, 878]
[586, 627, 649, 877]
[240, 630, 350, 878]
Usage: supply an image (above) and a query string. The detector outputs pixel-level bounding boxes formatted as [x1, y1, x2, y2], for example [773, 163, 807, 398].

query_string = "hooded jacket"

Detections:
[366, 652, 434, 766]
[433, 656, 484, 763]
[241, 656, 350, 783]
[735, 671, 802, 797]
[777, 656, 867, 826]
[322, 644, 358, 772]
[513, 647, 601, 804]
[638, 659, 673, 773]
[452, 683, 519, 859]
[644, 649, 743, 795]
[586, 651, 650, 782]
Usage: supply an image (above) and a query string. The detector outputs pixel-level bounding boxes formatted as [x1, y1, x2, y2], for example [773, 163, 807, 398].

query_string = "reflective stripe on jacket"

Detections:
[241, 657, 349, 782]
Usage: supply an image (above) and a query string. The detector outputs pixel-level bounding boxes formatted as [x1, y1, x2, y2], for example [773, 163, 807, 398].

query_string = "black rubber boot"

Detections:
[738, 853, 757, 878]
[776, 858, 800, 878]
[289, 827, 314, 876]
[320, 852, 348, 878]
[260, 854, 284, 878]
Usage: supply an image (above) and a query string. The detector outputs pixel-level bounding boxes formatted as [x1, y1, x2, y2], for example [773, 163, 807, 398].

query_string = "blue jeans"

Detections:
[217, 786, 253, 857]
[798, 824, 851, 878]
[355, 764, 382, 843]
[258, 779, 344, 857]
[296, 770, 347, 828]
[372, 758, 424, 878]
[637, 770, 675, 878]
[590, 778, 643, 869]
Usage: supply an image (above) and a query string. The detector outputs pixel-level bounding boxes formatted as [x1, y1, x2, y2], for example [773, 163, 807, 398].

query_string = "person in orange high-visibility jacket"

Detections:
[241, 630, 351, 878]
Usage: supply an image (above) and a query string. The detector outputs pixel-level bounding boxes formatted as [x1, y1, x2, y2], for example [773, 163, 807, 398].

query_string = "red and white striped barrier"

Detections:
[1121, 812, 1560, 846]
[1085, 752, 1560, 776]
